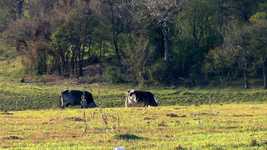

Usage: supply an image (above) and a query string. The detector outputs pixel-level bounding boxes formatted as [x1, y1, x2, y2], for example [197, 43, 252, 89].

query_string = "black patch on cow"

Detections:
[59, 90, 97, 108]
[126, 90, 158, 107]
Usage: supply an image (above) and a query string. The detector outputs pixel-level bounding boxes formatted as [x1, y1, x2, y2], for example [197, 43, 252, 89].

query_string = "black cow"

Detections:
[125, 89, 158, 107]
[59, 90, 97, 108]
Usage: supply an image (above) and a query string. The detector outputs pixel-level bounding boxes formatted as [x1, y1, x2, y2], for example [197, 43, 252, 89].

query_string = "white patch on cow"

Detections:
[126, 89, 134, 104]
[126, 93, 137, 105]
[129, 89, 135, 93]
[130, 94, 137, 103]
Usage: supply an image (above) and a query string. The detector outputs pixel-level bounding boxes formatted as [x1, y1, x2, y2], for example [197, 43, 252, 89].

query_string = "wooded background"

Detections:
[0, 0, 266, 87]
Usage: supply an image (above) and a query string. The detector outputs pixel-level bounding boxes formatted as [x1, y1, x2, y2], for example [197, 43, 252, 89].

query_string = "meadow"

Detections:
[1, 57, 267, 149]
[1, 56, 267, 111]
[1, 75, 267, 111]
[1, 104, 267, 149]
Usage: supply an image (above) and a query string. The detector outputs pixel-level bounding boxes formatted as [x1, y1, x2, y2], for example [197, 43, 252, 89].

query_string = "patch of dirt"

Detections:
[232, 114, 253, 117]
[173, 107, 186, 110]
[0, 112, 13, 115]
[158, 121, 168, 127]
[191, 112, 219, 117]
[249, 139, 258, 146]
[166, 113, 186, 118]
[65, 117, 85, 122]
[144, 117, 154, 120]
[1, 145, 11, 149]
[176, 145, 186, 150]
[42, 118, 59, 125]
[2, 136, 24, 140]
[20, 75, 65, 84]
[223, 126, 239, 130]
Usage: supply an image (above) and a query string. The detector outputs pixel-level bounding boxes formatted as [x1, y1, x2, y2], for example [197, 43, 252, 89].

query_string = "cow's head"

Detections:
[127, 89, 137, 104]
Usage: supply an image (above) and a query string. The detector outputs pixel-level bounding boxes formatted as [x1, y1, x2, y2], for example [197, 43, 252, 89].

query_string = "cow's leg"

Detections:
[125, 99, 128, 108]
[59, 96, 65, 109]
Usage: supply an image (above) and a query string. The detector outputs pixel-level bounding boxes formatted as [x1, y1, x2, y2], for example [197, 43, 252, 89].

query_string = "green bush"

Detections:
[150, 61, 177, 85]
[103, 66, 126, 84]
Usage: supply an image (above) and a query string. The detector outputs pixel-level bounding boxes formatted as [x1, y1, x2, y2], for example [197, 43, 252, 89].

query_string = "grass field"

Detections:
[1, 57, 267, 111]
[1, 104, 267, 149]
[1, 53, 267, 149]
[1, 76, 267, 111]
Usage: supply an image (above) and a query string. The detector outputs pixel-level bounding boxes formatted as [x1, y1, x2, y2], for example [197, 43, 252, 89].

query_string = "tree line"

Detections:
[0, 0, 266, 87]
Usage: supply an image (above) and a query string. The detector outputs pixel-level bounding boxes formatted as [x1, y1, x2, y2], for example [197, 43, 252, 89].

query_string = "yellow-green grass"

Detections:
[1, 104, 267, 149]
[2, 75, 267, 111]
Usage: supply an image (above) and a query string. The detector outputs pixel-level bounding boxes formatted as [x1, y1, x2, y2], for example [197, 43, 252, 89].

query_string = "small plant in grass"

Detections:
[101, 112, 109, 131]
[176, 145, 186, 150]
[82, 111, 89, 136]
[250, 139, 258, 146]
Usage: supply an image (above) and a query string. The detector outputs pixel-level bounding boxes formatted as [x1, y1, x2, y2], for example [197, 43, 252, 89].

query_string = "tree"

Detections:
[250, 12, 267, 88]
[172, 0, 223, 83]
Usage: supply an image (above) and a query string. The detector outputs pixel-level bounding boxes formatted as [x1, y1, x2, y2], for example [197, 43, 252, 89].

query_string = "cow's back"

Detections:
[132, 91, 158, 107]
[61, 90, 82, 106]
[60, 90, 97, 108]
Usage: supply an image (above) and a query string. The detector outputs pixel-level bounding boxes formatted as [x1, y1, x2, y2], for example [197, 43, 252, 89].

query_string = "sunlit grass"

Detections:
[1, 104, 267, 149]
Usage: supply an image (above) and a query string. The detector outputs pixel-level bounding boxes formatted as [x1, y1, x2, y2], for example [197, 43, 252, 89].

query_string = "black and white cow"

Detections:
[125, 89, 158, 107]
[59, 90, 97, 108]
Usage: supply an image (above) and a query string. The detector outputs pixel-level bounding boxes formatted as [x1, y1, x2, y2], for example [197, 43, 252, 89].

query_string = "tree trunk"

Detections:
[112, 28, 121, 63]
[17, 0, 24, 19]
[71, 51, 75, 76]
[243, 68, 249, 89]
[110, 2, 122, 63]
[163, 32, 169, 61]
[162, 20, 169, 61]
[263, 60, 267, 89]
[78, 46, 84, 77]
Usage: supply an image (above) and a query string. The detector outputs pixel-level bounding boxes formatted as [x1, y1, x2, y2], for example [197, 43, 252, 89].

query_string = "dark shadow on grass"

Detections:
[64, 117, 85, 122]
[2, 136, 24, 140]
[0, 112, 13, 115]
[114, 134, 145, 141]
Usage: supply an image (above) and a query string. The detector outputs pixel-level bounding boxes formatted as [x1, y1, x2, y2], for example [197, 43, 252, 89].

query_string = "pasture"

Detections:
[1, 58, 267, 149]
[1, 104, 267, 149]
[1, 78, 267, 111]
[1, 57, 267, 111]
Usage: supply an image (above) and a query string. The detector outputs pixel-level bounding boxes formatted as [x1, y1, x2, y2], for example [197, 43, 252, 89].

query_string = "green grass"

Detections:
[1, 77, 267, 111]
[1, 71, 267, 111]
[0, 47, 267, 111]
[0, 40, 17, 61]
[1, 104, 267, 149]
[1, 45, 267, 149]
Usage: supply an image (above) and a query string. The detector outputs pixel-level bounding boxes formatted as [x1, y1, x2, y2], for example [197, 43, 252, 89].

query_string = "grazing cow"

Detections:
[59, 90, 97, 108]
[125, 89, 158, 107]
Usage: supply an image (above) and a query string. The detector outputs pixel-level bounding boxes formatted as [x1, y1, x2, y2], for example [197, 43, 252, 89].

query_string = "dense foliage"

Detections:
[0, 0, 267, 87]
